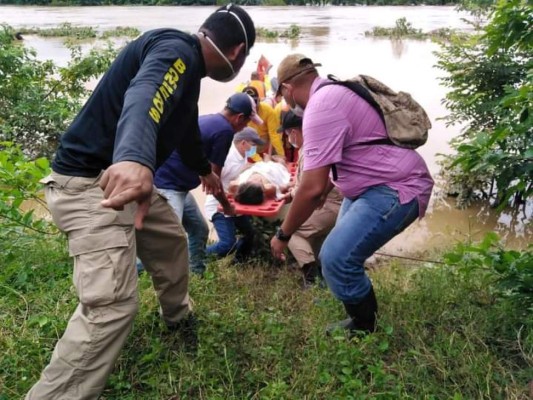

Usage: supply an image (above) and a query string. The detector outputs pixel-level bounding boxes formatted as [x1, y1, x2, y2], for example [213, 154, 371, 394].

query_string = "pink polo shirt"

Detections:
[302, 77, 434, 217]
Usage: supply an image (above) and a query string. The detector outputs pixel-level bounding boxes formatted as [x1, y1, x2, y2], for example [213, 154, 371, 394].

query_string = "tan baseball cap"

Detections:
[276, 54, 321, 95]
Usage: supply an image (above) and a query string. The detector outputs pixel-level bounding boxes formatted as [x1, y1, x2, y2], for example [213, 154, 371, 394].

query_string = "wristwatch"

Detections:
[275, 227, 292, 242]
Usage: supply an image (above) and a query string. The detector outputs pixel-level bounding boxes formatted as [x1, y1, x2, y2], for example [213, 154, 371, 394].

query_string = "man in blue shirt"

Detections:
[154, 93, 262, 274]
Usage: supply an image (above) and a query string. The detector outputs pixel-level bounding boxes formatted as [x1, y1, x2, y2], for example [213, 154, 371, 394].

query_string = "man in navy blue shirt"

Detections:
[154, 92, 262, 275]
[30, 5, 256, 399]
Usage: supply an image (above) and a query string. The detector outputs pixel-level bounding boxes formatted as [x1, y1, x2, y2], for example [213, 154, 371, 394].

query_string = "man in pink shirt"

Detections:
[270, 54, 434, 336]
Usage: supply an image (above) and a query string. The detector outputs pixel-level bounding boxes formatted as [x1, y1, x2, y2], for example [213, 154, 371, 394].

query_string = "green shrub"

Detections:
[0, 142, 55, 238]
[365, 17, 426, 39]
[436, 0, 532, 209]
[101, 26, 141, 39]
[256, 24, 301, 40]
[256, 26, 279, 39]
[444, 232, 533, 310]
[280, 24, 301, 40]
[38, 23, 97, 39]
[0, 24, 117, 158]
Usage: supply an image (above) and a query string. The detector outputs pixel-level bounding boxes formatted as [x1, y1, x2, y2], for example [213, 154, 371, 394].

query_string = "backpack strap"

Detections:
[316, 76, 394, 146]
[316, 76, 396, 182]
[318, 75, 385, 121]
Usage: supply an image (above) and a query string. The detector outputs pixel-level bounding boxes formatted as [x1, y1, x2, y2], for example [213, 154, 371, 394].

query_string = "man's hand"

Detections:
[100, 161, 153, 230]
[222, 203, 236, 216]
[279, 190, 293, 203]
[200, 172, 222, 195]
[270, 236, 287, 261]
[271, 154, 286, 164]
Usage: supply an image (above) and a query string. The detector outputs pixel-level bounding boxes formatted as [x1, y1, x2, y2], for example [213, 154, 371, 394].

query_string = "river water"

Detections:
[1, 5, 530, 252]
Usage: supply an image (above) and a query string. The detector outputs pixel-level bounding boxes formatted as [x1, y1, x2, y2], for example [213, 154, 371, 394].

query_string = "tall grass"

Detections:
[0, 235, 531, 399]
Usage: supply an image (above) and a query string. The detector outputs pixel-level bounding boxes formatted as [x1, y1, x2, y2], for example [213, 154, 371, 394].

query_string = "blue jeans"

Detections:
[158, 189, 208, 275]
[320, 185, 419, 304]
[206, 213, 255, 259]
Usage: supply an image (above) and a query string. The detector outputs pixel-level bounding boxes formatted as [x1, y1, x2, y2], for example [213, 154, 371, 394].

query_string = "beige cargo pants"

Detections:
[26, 171, 191, 400]
[288, 191, 342, 268]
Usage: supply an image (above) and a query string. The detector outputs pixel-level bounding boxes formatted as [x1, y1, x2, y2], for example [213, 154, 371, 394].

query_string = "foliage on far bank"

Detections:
[0, 25, 117, 159]
[256, 24, 301, 40]
[101, 26, 141, 39]
[16, 21, 287, 41]
[435, 0, 532, 211]
[17, 23, 97, 39]
[365, 17, 460, 41]
[16, 23, 141, 40]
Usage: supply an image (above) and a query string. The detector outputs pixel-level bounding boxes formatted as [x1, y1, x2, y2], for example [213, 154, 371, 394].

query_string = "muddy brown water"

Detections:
[2, 5, 530, 253]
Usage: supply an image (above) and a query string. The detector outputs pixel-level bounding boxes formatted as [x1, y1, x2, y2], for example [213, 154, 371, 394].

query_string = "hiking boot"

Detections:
[301, 261, 320, 289]
[326, 286, 378, 337]
[166, 313, 199, 353]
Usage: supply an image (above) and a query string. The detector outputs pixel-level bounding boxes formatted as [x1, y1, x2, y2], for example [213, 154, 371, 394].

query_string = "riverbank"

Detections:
[2, 2, 530, 253]
[1, 234, 531, 398]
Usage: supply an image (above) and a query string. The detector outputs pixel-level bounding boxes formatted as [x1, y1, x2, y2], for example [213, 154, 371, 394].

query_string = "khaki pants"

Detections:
[26, 171, 191, 400]
[288, 194, 342, 268]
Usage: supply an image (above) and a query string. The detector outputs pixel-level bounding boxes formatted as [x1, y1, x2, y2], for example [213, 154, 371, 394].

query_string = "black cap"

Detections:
[277, 110, 302, 133]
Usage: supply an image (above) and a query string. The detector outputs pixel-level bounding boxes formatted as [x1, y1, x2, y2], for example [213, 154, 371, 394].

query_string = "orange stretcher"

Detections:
[218, 162, 297, 217]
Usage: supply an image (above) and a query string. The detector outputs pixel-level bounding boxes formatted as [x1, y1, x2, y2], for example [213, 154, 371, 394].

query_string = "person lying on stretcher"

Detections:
[228, 154, 292, 204]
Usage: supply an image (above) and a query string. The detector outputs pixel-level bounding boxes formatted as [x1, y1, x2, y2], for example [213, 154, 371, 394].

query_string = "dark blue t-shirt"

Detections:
[52, 29, 210, 177]
[154, 113, 234, 191]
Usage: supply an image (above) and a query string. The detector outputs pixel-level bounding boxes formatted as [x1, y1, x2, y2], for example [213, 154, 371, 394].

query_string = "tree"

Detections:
[0, 25, 118, 237]
[0, 25, 117, 158]
[435, 0, 532, 211]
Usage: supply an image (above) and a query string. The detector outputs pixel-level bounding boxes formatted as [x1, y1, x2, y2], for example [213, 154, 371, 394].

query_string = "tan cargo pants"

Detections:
[26, 171, 191, 400]
[288, 192, 342, 268]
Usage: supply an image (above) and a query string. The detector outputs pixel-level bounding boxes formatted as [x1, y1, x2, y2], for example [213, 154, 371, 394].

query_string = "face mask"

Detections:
[287, 129, 301, 148]
[201, 32, 239, 82]
[288, 135, 300, 149]
[284, 85, 305, 117]
[291, 104, 304, 118]
[245, 145, 257, 158]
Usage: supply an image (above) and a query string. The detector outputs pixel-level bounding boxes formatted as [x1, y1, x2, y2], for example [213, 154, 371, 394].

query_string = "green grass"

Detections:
[0, 235, 531, 399]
